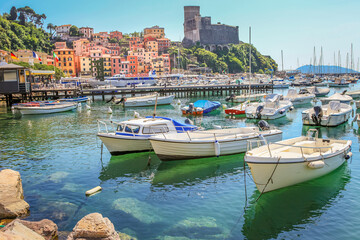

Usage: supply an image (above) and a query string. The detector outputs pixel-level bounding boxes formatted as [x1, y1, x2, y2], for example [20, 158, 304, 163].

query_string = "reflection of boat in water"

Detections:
[302, 124, 351, 139]
[242, 164, 350, 240]
[151, 154, 244, 187]
[99, 152, 161, 182]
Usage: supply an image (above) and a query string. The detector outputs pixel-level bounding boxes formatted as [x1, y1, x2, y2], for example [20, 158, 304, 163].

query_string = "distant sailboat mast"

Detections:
[249, 26, 251, 95]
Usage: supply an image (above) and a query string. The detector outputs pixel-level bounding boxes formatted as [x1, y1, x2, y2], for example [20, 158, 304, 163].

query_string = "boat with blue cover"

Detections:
[97, 116, 198, 155]
[181, 100, 221, 115]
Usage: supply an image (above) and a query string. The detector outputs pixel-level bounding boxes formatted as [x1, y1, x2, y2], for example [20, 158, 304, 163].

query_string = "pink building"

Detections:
[73, 39, 89, 56]
[107, 43, 120, 56]
[129, 37, 144, 51]
[110, 31, 123, 40]
[120, 60, 130, 74]
[55, 42, 67, 49]
[111, 56, 122, 76]
[157, 38, 171, 52]
[79, 27, 94, 39]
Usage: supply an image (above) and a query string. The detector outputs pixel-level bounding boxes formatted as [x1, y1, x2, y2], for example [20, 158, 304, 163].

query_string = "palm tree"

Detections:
[47, 23, 55, 37]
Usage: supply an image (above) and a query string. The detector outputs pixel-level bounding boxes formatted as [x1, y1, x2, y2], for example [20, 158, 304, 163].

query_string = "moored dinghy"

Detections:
[302, 101, 352, 127]
[284, 89, 315, 105]
[150, 121, 282, 161]
[245, 129, 352, 193]
[245, 94, 293, 120]
[13, 101, 77, 115]
[226, 93, 266, 103]
[305, 86, 330, 97]
[320, 91, 353, 105]
[111, 94, 175, 107]
[181, 100, 221, 115]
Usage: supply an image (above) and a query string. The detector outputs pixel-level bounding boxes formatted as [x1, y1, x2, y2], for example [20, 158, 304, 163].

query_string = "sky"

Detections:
[1, 0, 360, 70]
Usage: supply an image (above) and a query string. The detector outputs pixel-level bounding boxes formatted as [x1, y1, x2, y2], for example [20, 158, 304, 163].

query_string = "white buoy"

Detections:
[86, 104, 91, 110]
[107, 107, 113, 114]
[134, 111, 140, 118]
[177, 100, 181, 105]
[85, 186, 102, 196]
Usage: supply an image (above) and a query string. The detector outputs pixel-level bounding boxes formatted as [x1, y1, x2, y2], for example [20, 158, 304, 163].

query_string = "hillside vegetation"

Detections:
[169, 43, 278, 74]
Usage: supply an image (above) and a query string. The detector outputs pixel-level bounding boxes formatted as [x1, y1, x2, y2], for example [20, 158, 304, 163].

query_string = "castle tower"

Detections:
[183, 6, 201, 46]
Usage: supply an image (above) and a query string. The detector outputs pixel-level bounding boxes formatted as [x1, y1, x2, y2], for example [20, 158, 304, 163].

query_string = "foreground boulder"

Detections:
[0, 220, 45, 240]
[19, 219, 58, 240]
[67, 213, 120, 240]
[0, 169, 30, 219]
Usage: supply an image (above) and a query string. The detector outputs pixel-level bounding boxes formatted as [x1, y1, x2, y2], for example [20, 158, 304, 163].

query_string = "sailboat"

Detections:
[225, 27, 266, 103]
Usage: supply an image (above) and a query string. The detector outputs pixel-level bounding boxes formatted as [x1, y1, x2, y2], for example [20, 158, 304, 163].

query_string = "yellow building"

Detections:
[80, 55, 92, 76]
[144, 26, 165, 39]
[13, 50, 48, 65]
[103, 54, 111, 77]
[145, 41, 158, 52]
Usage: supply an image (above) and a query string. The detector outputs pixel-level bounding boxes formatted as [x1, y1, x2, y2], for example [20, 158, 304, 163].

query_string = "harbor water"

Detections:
[1, 86, 360, 239]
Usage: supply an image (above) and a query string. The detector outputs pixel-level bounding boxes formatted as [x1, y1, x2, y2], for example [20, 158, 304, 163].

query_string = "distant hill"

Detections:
[296, 65, 359, 74]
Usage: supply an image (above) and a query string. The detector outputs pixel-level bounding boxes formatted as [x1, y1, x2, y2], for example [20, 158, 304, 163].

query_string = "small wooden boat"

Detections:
[225, 101, 249, 115]
[245, 129, 352, 193]
[111, 94, 175, 107]
[245, 94, 293, 120]
[302, 101, 352, 127]
[181, 100, 220, 115]
[284, 89, 315, 105]
[320, 91, 353, 105]
[13, 102, 77, 115]
[97, 117, 197, 155]
[150, 121, 282, 161]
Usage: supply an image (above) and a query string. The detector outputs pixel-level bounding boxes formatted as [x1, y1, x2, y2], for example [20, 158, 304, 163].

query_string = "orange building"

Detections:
[145, 41, 158, 52]
[73, 39, 89, 56]
[157, 38, 171, 52]
[129, 37, 144, 51]
[110, 31, 123, 40]
[127, 55, 138, 74]
[54, 49, 79, 77]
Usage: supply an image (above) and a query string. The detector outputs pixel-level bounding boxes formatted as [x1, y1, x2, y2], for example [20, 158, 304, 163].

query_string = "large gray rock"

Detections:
[67, 213, 120, 240]
[0, 220, 45, 240]
[0, 169, 30, 219]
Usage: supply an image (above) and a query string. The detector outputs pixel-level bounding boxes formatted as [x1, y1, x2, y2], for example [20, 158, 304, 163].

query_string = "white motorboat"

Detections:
[13, 102, 77, 115]
[111, 94, 175, 107]
[320, 92, 353, 105]
[346, 90, 360, 99]
[150, 121, 282, 161]
[272, 80, 290, 89]
[226, 93, 266, 103]
[284, 89, 315, 105]
[304, 86, 330, 97]
[245, 129, 352, 193]
[97, 116, 197, 155]
[302, 101, 352, 127]
[245, 94, 293, 120]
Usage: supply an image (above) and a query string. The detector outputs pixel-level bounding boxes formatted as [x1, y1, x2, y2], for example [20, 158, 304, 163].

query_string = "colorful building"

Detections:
[73, 39, 89, 56]
[55, 24, 71, 38]
[110, 56, 123, 76]
[157, 38, 171, 52]
[129, 37, 144, 51]
[53, 49, 78, 77]
[13, 50, 48, 65]
[79, 27, 94, 39]
[145, 41, 158, 52]
[127, 55, 138, 74]
[144, 26, 165, 39]
[79, 54, 92, 76]
[55, 42, 67, 49]
[110, 31, 123, 40]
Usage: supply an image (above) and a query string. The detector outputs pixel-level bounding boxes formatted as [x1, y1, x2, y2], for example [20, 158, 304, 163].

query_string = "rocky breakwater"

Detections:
[0, 169, 30, 219]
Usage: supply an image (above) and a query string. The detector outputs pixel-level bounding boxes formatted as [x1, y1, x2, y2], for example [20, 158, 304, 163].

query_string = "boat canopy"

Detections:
[145, 116, 198, 132]
[329, 101, 341, 111]
[265, 94, 280, 102]
[194, 100, 220, 109]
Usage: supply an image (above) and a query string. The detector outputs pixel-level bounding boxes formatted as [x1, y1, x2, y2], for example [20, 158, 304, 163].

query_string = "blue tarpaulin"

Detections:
[193, 100, 221, 114]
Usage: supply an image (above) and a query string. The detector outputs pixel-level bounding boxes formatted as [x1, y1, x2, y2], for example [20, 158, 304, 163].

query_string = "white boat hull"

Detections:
[124, 95, 175, 107]
[97, 133, 151, 154]
[233, 94, 266, 103]
[150, 131, 282, 161]
[302, 111, 351, 127]
[246, 151, 348, 193]
[15, 104, 77, 115]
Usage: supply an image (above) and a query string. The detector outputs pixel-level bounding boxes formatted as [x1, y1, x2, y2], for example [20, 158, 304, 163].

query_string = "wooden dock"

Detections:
[1, 84, 273, 105]
[80, 84, 274, 101]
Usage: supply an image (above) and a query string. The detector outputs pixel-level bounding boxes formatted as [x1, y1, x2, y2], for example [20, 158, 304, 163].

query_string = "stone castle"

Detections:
[182, 6, 239, 50]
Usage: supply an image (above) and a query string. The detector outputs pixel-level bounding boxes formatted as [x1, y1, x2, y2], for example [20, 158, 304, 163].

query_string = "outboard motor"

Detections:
[341, 90, 347, 95]
[311, 106, 323, 125]
[225, 94, 236, 102]
[258, 120, 270, 131]
[256, 105, 264, 119]
[185, 118, 194, 125]
[186, 103, 194, 114]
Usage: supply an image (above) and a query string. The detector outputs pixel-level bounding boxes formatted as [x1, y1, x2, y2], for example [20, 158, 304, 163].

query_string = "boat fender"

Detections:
[214, 140, 221, 157]
[222, 104, 228, 109]
[289, 106, 294, 111]
[307, 160, 325, 169]
[107, 107, 113, 114]
[279, 109, 285, 114]
[85, 186, 102, 196]
[345, 152, 352, 160]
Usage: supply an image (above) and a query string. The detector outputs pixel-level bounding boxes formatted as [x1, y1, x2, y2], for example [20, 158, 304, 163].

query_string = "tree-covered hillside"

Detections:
[0, 6, 53, 54]
[169, 43, 278, 74]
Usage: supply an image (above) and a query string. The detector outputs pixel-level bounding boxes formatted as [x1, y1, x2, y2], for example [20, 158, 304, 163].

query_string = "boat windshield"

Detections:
[124, 124, 140, 134]
[116, 124, 124, 132]
[143, 124, 169, 134]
